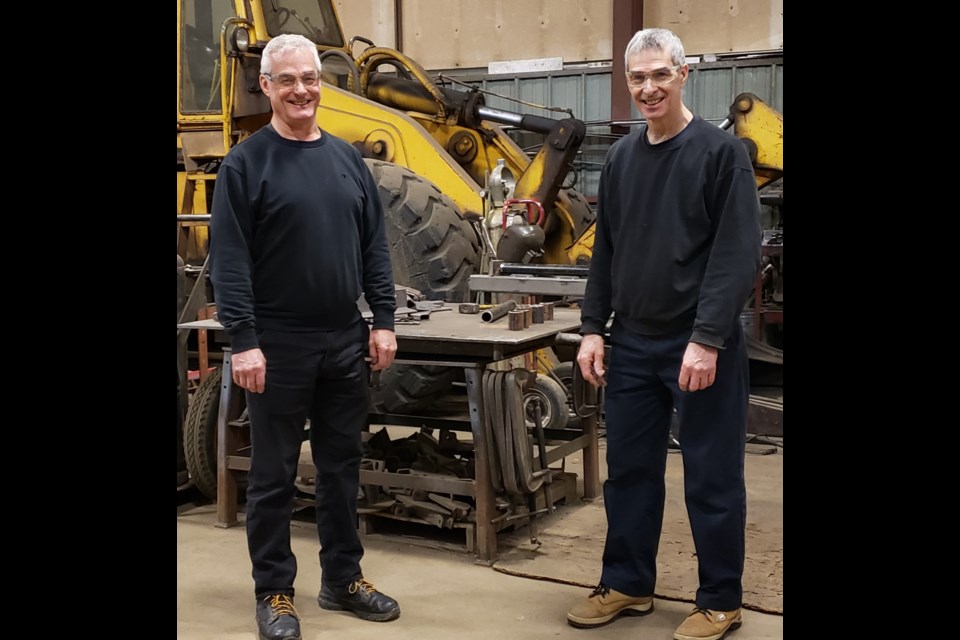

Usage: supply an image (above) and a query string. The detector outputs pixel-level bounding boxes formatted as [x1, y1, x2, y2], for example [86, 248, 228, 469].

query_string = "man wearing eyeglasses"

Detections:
[567, 28, 761, 640]
[210, 33, 400, 640]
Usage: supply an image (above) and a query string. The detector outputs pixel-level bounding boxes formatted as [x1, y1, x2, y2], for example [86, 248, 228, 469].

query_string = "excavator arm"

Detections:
[722, 93, 783, 189]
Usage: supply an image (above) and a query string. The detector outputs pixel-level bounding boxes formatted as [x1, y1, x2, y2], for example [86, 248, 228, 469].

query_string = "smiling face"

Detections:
[626, 47, 687, 125]
[259, 48, 321, 131]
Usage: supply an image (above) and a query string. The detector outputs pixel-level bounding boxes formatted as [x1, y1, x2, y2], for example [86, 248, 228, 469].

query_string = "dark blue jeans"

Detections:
[599, 319, 748, 611]
[244, 319, 370, 599]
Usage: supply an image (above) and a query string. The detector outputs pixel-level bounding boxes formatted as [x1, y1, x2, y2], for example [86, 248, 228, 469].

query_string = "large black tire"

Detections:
[365, 159, 480, 301]
[184, 367, 248, 499]
[177, 255, 189, 486]
[555, 188, 595, 243]
[548, 361, 581, 429]
[365, 159, 481, 414]
[177, 366, 188, 486]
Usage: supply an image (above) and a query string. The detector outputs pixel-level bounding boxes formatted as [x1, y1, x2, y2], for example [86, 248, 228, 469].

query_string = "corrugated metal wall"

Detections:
[437, 56, 782, 201]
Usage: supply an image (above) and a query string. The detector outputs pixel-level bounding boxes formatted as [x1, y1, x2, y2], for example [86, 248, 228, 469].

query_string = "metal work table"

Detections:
[178, 306, 600, 564]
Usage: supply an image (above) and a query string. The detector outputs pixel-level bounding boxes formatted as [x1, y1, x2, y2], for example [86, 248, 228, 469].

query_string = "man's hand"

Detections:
[679, 342, 718, 392]
[232, 347, 266, 393]
[369, 328, 397, 371]
[576, 334, 607, 388]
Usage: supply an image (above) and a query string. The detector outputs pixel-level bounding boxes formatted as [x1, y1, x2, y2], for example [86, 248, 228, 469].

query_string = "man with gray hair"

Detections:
[210, 33, 400, 640]
[566, 27, 760, 640]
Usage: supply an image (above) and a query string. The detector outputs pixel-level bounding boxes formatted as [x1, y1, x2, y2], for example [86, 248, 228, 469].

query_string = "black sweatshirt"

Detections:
[580, 116, 761, 348]
[210, 126, 396, 353]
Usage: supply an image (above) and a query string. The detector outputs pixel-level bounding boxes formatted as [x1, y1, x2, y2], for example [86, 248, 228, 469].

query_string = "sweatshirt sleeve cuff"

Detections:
[689, 329, 725, 349]
[372, 309, 395, 331]
[227, 325, 259, 353]
[580, 321, 606, 336]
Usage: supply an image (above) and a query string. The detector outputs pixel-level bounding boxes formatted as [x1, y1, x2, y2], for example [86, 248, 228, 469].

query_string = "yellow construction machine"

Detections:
[177, 0, 596, 497]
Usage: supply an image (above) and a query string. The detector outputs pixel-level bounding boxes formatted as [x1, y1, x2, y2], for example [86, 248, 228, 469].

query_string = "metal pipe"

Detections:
[555, 332, 583, 347]
[508, 309, 525, 330]
[532, 400, 555, 513]
[531, 304, 545, 323]
[480, 299, 517, 323]
[476, 106, 557, 135]
[498, 263, 589, 277]
[177, 215, 211, 222]
[319, 48, 361, 95]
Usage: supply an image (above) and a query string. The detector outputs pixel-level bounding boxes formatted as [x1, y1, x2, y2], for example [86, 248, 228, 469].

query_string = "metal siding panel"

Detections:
[482, 79, 518, 111]
[585, 73, 611, 124]
[694, 67, 735, 124]
[581, 73, 611, 198]
[774, 64, 784, 113]
[517, 76, 550, 118]
[735, 66, 773, 105]
[551, 75, 583, 119]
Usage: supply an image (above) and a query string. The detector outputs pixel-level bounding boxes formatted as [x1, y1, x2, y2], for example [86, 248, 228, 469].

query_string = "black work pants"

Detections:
[600, 319, 748, 611]
[244, 319, 370, 599]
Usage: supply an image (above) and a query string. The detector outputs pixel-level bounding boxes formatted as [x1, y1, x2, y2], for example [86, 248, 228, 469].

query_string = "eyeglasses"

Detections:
[625, 65, 682, 88]
[263, 72, 320, 89]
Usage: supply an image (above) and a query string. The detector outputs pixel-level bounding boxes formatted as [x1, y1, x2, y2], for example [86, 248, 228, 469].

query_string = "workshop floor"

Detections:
[177, 435, 784, 640]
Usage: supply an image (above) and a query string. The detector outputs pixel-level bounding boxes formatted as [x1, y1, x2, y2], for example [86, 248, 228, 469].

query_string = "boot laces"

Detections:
[349, 578, 378, 595]
[590, 584, 611, 598]
[266, 594, 299, 619]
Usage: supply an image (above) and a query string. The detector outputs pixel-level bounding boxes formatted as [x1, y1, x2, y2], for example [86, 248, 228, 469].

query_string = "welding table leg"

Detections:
[580, 411, 600, 499]
[464, 367, 497, 564]
[216, 348, 239, 528]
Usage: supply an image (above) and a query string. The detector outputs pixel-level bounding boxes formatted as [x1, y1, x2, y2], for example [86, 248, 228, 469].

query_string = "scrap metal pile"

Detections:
[355, 369, 561, 540]
[358, 427, 478, 528]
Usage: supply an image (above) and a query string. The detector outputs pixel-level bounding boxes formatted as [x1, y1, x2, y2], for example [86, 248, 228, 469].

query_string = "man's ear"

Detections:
[259, 74, 271, 96]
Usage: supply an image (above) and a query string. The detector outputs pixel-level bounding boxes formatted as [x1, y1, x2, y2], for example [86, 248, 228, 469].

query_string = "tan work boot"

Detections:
[566, 584, 653, 628]
[674, 607, 742, 640]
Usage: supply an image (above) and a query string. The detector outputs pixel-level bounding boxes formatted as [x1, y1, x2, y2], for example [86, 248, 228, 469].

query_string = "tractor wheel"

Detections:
[522, 374, 570, 430]
[549, 361, 581, 429]
[365, 159, 481, 414]
[365, 159, 480, 301]
[184, 367, 247, 499]
[177, 255, 189, 487]
[177, 367, 188, 487]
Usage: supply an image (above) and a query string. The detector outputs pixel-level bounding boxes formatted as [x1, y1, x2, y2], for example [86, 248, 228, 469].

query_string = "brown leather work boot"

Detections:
[674, 607, 742, 640]
[566, 584, 653, 628]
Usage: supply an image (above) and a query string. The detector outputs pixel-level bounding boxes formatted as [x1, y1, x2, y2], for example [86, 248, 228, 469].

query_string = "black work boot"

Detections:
[318, 578, 401, 622]
[255, 594, 301, 640]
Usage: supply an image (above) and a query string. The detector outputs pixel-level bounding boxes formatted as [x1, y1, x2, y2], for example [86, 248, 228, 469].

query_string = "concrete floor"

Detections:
[178, 431, 783, 639]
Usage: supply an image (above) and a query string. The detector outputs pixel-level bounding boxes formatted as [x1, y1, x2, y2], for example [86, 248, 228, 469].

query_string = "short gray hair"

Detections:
[261, 34, 322, 75]
[624, 28, 686, 67]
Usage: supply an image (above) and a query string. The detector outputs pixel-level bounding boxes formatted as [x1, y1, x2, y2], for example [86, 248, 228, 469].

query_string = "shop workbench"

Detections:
[178, 306, 599, 563]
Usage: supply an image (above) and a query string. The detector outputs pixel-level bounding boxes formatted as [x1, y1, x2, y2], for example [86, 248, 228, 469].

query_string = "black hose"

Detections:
[319, 49, 361, 95]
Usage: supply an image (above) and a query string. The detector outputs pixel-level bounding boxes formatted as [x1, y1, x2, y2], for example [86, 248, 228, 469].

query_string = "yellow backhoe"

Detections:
[177, 0, 596, 497]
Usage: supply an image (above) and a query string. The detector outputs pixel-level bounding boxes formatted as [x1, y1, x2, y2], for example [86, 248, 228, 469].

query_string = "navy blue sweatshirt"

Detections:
[210, 126, 396, 353]
[580, 116, 761, 348]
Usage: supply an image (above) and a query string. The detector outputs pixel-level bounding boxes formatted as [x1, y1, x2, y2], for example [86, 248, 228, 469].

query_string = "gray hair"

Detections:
[624, 28, 686, 67]
[261, 34, 322, 74]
